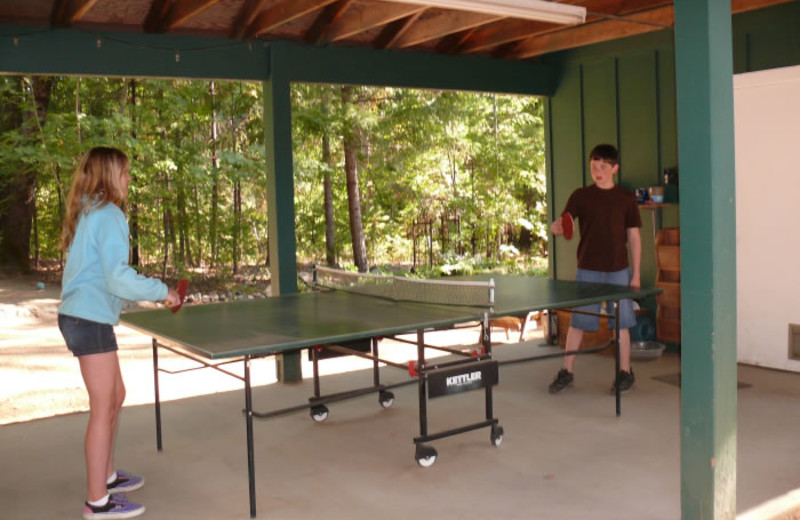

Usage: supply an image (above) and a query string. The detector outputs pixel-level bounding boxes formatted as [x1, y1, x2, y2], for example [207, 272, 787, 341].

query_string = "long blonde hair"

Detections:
[60, 146, 130, 252]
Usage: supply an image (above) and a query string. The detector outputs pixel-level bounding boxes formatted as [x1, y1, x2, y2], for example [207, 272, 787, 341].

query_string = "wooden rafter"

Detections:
[305, 0, 355, 44]
[50, 0, 100, 27]
[374, 11, 425, 49]
[230, 0, 275, 39]
[143, 0, 172, 33]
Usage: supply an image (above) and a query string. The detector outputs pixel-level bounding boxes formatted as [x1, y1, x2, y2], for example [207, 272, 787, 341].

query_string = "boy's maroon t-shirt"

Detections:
[564, 184, 641, 272]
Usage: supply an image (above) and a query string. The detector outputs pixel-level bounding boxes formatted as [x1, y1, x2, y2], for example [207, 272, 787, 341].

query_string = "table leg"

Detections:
[152, 338, 162, 452]
[244, 356, 256, 518]
[614, 301, 621, 417]
[483, 314, 494, 421]
[417, 329, 428, 437]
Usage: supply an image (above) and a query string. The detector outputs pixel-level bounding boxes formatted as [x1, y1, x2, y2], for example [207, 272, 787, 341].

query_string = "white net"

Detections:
[313, 266, 494, 308]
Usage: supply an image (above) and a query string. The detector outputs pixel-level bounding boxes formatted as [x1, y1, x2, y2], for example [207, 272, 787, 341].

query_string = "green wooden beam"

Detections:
[0, 26, 270, 80]
[272, 40, 554, 96]
[674, 1, 738, 518]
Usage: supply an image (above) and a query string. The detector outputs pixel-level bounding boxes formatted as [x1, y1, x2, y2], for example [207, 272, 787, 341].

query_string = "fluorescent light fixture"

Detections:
[389, 0, 586, 25]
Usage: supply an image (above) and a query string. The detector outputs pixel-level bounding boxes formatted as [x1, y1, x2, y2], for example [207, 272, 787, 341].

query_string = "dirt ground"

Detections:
[0, 271, 282, 425]
[0, 273, 166, 425]
[1, 271, 525, 426]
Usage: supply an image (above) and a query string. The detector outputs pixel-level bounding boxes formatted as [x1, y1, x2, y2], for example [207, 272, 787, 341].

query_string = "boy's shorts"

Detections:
[58, 314, 119, 357]
[568, 268, 636, 331]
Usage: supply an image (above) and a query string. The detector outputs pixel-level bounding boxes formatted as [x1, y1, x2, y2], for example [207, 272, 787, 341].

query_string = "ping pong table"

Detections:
[120, 270, 660, 518]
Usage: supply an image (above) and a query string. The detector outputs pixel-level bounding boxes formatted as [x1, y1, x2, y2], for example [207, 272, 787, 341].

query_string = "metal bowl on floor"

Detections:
[630, 341, 665, 361]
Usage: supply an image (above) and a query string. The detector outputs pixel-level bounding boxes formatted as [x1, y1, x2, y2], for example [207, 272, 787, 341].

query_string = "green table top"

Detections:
[120, 276, 660, 359]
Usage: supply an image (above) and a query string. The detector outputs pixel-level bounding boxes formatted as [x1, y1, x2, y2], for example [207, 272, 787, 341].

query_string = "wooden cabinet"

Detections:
[655, 228, 681, 343]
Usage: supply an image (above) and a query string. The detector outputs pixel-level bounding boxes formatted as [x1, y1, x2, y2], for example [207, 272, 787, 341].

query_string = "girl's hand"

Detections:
[164, 288, 181, 308]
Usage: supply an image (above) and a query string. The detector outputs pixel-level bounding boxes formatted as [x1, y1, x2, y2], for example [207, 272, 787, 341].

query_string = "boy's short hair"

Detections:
[590, 144, 619, 166]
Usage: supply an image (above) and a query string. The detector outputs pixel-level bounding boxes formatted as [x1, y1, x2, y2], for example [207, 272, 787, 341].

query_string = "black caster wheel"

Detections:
[310, 404, 329, 422]
[490, 425, 504, 447]
[415, 444, 438, 468]
[378, 390, 395, 408]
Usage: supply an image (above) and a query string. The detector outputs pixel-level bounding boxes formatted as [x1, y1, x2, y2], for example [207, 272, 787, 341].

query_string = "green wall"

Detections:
[544, 1, 800, 300]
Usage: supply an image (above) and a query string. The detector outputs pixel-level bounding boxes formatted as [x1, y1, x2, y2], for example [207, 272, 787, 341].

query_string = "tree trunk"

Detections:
[341, 86, 368, 273]
[0, 76, 53, 272]
[209, 81, 220, 268]
[128, 79, 141, 266]
[322, 89, 336, 266]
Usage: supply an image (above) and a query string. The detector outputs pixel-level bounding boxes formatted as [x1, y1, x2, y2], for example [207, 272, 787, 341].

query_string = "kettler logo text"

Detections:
[447, 371, 482, 388]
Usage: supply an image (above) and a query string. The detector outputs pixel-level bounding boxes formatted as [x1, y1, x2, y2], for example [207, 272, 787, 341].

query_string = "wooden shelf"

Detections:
[655, 227, 681, 344]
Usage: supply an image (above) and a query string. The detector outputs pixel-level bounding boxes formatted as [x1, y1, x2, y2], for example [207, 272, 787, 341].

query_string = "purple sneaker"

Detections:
[83, 495, 145, 519]
[106, 470, 144, 493]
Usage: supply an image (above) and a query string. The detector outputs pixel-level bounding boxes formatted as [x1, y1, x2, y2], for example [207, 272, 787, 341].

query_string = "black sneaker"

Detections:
[548, 369, 574, 394]
[610, 369, 636, 394]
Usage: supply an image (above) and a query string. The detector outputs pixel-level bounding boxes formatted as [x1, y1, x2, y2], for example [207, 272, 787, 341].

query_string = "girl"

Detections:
[58, 147, 180, 519]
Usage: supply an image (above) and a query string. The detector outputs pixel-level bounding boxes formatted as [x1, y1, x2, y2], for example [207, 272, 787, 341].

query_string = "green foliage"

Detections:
[1, 77, 548, 273]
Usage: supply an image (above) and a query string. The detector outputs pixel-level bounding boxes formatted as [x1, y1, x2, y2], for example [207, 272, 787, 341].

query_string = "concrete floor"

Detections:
[2, 335, 800, 520]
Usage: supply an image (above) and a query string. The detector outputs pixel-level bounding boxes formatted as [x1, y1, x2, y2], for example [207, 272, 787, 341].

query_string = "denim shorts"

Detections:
[58, 314, 119, 357]
[568, 268, 636, 331]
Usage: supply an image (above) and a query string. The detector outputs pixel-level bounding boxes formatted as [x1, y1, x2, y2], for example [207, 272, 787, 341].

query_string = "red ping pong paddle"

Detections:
[171, 278, 189, 313]
[561, 212, 574, 240]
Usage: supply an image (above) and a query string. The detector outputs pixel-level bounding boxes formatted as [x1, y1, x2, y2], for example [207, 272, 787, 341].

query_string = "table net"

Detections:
[313, 266, 494, 308]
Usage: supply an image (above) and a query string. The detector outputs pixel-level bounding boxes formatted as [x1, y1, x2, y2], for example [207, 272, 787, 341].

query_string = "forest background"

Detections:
[0, 76, 549, 290]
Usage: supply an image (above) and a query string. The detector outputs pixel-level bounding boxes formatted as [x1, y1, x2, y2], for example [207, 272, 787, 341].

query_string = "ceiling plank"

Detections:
[50, 0, 100, 27]
[156, 0, 226, 32]
[245, 0, 339, 39]
[305, 0, 356, 44]
[508, 6, 672, 59]
[324, 4, 427, 42]
[458, 0, 670, 54]
[507, 0, 796, 59]
[392, 11, 504, 48]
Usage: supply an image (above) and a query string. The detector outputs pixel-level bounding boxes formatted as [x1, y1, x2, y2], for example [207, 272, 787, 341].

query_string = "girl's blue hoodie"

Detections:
[59, 202, 167, 325]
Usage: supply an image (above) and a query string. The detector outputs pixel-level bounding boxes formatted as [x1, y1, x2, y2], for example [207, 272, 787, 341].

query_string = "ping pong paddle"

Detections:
[171, 278, 189, 313]
[561, 212, 574, 240]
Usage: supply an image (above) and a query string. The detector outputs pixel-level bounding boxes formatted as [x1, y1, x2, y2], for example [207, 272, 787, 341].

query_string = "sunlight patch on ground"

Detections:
[738, 487, 800, 520]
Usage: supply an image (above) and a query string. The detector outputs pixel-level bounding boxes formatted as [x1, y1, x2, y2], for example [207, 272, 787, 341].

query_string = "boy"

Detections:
[548, 144, 642, 394]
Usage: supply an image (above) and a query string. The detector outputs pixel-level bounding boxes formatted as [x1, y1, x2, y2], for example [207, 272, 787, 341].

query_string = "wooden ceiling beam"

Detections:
[50, 0, 100, 27]
[230, 0, 274, 39]
[392, 11, 504, 48]
[324, 4, 427, 42]
[143, 0, 172, 33]
[305, 0, 355, 44]
[244, 0, 338, 40]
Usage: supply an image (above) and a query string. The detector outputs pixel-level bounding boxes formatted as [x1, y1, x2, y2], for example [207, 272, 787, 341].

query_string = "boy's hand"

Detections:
[629, 273, 641, 288]
[550, 218, 564, 235]
[164, 288, 181, 308]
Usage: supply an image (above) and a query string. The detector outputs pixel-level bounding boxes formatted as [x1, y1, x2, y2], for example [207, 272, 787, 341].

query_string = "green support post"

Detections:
[264, 44, 301, 382]
[674, 1, 738, 518]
